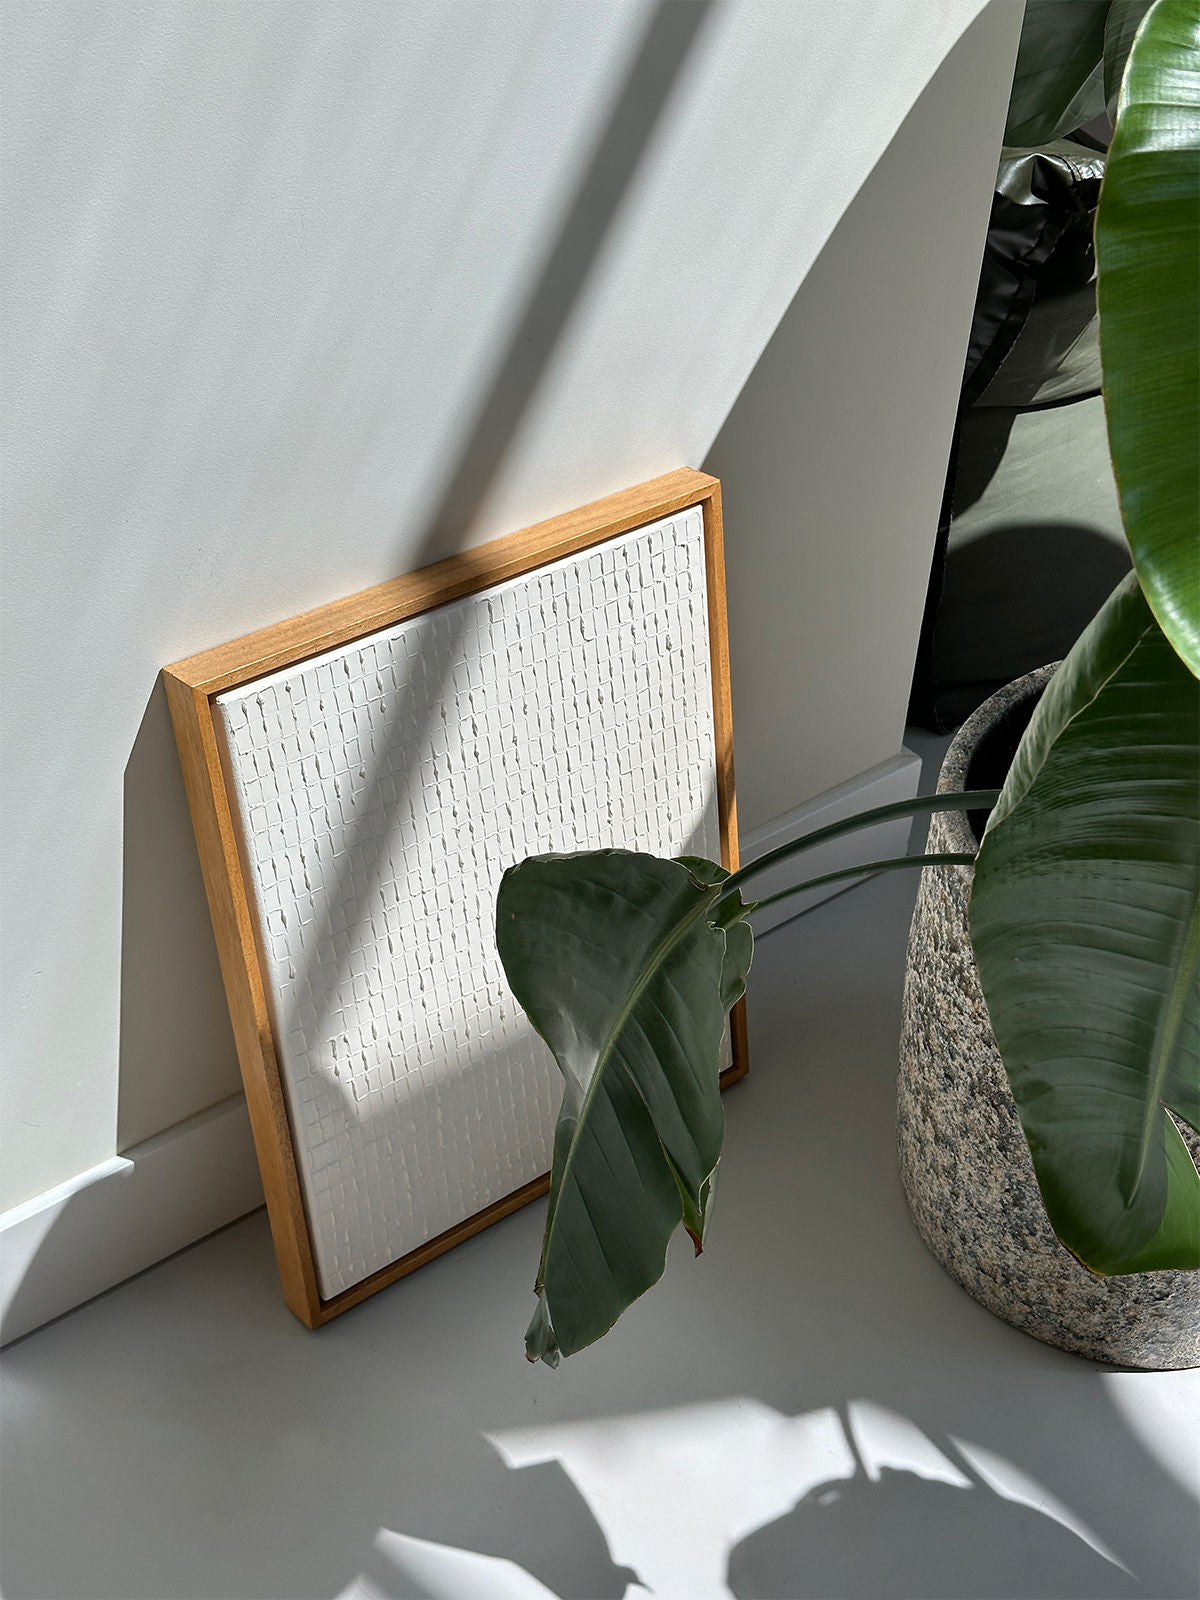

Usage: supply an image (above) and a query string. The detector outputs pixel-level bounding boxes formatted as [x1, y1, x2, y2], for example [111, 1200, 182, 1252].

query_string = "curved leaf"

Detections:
[1097, 0, 1200, 676]
[496, 850, 751, 1365]
[970, 574, 1200, 1274]
[1005, 0, 1110, 146]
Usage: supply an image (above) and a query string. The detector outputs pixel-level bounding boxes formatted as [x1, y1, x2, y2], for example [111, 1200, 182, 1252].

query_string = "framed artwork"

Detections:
[165, 468, 746, 1327]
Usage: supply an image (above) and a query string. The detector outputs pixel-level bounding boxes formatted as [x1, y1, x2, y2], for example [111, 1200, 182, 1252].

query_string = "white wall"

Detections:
[710, 1, 1022, 826]
[1, 0, 1013, 1214]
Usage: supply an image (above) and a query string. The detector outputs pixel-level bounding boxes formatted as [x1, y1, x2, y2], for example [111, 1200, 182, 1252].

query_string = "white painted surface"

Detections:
[3, 871, 1195, 1600]
[709, 1, 1022, 829]
[0, 0, 1011, 1215]
[0, 1095, 261, 1347]
[215, 511, 721, 1297]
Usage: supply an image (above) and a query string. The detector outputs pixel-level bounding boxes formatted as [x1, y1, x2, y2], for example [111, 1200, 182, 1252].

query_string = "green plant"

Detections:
[497, 0, 1200, 1367]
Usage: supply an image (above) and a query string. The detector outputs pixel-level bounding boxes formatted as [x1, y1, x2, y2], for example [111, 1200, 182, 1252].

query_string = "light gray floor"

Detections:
[2, 857, 1197, 1600]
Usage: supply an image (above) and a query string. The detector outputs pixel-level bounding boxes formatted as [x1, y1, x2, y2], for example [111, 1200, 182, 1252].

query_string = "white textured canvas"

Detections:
[215, 507, 723, 1299]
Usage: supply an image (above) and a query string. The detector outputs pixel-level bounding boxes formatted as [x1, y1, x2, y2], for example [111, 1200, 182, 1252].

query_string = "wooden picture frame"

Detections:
[164, 467, 747, 1328]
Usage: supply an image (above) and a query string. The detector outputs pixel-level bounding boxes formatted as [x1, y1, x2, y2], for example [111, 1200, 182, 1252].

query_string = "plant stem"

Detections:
[721, 789, 999, 896]
[737, 853, 977, 916]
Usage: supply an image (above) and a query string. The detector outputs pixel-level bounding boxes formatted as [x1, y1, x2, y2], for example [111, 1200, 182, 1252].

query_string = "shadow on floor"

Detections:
[729, 1464, 1138, 1600]
[4, 870, 1195, 1600]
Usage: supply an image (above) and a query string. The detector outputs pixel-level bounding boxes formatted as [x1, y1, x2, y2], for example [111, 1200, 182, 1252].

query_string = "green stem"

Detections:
[721, 790, 999, 896]
[739, 853, 977, 916]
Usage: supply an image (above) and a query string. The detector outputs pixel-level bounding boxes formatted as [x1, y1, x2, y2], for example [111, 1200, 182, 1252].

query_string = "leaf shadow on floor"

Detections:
[728, 1461, 1141, 1600]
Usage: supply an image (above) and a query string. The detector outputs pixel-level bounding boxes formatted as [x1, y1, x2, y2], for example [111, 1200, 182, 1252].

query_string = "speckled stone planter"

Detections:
[898, 666, 1200, 1369]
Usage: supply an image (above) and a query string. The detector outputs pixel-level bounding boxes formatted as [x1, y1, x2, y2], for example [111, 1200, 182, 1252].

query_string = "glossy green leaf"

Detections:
[970, 574, 1200, 1274]
[496, 850, 750, 1365]
[498, 795, 1003, 1364]
[1097, 0, 1200, 677]
[1005, 0, 1110, 145]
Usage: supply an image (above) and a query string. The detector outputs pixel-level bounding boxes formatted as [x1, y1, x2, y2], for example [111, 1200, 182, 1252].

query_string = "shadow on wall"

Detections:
[118, 680, 240, 1147]
[699, 2, 1011, 821]
[113, 0, 716, 1153]
[5, 0, 718, 1352]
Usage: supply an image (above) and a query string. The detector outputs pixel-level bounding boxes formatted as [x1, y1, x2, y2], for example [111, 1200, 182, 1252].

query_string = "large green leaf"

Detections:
[496, 850, 750, 1366]
[970, 574, 1200, 1274]
[499, 815, 996, 1363]
[1005, 0, 1111, 146]
[1097, 0, 1200, 677]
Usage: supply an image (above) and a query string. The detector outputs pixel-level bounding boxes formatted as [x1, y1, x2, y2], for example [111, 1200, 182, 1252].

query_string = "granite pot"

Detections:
[898, 665, 1200, 1369]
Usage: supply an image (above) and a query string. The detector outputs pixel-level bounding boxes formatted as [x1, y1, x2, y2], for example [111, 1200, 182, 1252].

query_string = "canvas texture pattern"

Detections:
[215, 508, 724, 1298]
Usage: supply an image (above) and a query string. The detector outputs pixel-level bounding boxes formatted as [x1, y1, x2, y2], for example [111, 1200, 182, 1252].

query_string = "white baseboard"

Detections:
[1, 751, 923, 1346]
[739, 749, 922, 935]
[0, 1094, 263, 1346]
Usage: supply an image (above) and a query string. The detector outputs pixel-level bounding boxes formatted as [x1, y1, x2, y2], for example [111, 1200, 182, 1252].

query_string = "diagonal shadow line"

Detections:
[245, 1, 718, 1256]
[422, 0, 715, 551]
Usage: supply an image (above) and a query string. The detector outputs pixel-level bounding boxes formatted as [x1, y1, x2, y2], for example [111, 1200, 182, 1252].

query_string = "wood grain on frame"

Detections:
[699, 480, 751, 1086]
[164, 467, 745, 1328]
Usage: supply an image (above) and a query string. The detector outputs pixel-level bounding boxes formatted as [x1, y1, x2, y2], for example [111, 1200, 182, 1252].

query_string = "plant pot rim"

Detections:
[935, 663, 1060, 855]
